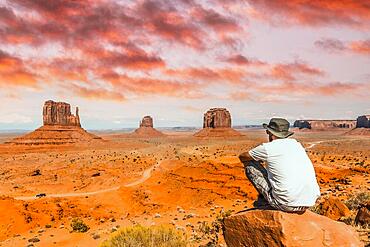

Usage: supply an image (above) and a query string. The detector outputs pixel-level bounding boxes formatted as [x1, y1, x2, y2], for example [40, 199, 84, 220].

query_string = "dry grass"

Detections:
[100, 225, 188, 247]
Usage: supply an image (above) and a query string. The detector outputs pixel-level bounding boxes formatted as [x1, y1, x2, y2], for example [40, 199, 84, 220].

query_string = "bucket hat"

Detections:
[263, 118, 294, 138]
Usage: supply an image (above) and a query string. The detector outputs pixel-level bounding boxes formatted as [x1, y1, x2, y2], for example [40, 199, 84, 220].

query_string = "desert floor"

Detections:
[0, 128, 368, 246]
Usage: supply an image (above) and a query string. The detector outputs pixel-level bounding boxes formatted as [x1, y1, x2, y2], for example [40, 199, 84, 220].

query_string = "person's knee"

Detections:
[242, 159, 256, 168]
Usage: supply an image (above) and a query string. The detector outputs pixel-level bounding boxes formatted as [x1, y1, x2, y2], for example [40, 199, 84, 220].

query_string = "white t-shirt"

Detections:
[249, 138, 320, 207]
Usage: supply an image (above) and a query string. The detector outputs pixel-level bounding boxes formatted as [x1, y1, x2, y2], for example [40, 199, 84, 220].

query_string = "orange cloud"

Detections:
[246, 0, 370, 28]
[270, 62, 325, 81]
[222, 55, 266, 66]
[69, 84, 126, 102]
[315, 38, 370, 55]
[349, 40, 370, 55]
[0, 50, 39, 88]
[100, 71, 205, 99]
[165, 67, 247, 83]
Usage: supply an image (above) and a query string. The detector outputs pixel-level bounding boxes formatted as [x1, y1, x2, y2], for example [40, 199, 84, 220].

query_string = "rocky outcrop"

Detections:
[319, 196, 351, 220]
[223, 209, 362, 247]
[356, 115, 370, 128]
[140, 116, 153, 128]
[293, 120, 356, 129]
[7, 100, 103, 145]
[130, 116, 165, 138]
[355, 202, 370, 226]
[194, 108, 242, 137]
[203, 108, 231, 128]
[43, 100, 80, 127]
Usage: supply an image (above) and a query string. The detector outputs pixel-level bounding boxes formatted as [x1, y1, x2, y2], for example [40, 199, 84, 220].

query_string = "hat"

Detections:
[263, 118, 294, 138]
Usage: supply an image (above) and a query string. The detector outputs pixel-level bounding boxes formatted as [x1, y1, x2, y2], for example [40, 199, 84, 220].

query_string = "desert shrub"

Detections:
[193, 209, 232, 246]
[309, 203, 323, 215]
[71, 218, 90, 233]
[100, 225, 188, 247]
[345, 192, 370, 210]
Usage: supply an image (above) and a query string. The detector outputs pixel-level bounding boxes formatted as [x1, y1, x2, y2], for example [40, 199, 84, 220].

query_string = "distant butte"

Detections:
[130, 116, 165, 138]
[293, 119, 356, 130]
[194, 108, 242, 137]
[345, 114, 370, 136]
[7, 100, 103, 145]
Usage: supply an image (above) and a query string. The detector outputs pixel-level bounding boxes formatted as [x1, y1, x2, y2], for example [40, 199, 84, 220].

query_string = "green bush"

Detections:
[71, 218, 90, 233]
[100, 225, 188, 247]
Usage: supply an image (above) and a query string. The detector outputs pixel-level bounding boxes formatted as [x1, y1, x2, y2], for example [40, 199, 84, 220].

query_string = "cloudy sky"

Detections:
[0, 0, 369, 130]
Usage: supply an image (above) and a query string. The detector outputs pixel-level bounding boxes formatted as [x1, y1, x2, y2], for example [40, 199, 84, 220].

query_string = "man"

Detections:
[239, 118, 320, 213]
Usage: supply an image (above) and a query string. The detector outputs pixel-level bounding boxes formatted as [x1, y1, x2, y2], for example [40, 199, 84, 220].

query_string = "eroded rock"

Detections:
[223, 209, 362, 247]
[194, 108, 242, 137]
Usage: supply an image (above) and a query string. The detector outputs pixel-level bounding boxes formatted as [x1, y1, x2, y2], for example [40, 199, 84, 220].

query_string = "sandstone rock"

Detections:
[223, 209, 362, 247]
[194, 108, 242, 137]
[203, 108, 231, 128]
[6, 100, 103, 145]
[140, 116, 154, 128]
[356, 115, 370, 128]
[43, 100, 80, 127]
[293, 120, 356, 130]
[130, 116, 165, 138]
[319, 196, 351, 220]
[355, 202, 370, 226]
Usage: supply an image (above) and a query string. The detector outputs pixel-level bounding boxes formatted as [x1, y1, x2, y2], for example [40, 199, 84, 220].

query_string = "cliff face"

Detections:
[7, 100, 103, 145]
[43, 100, 80, 127]
[293, 120, 356, 129]
[131, 115, 165, 138]
[194, 108, 242, 137]
[203, 108, 231, 128]
[139, 116, 154, 128]
[356, 115, 370, 128]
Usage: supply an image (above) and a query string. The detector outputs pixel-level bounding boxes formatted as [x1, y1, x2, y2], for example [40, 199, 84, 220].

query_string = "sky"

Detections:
[0, 0, 369, 130]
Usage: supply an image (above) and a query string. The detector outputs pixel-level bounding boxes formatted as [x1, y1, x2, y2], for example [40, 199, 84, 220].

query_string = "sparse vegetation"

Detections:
[100, 225, 188, 247]
[193, 209, 232, 246]
[71, 218, 90, 233]
[345, 192, 370, 210]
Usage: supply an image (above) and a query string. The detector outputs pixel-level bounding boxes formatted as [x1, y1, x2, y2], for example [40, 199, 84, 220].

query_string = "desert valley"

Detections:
[0, 101, 368, 246]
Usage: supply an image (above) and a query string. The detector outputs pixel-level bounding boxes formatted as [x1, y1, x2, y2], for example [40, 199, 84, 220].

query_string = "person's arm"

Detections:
[239, 152, 253, 163]
[239, 144, 268, 166]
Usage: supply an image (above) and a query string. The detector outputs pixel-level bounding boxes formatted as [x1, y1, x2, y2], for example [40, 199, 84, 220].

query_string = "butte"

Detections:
[7, 100, 103, 145]
[129, 116, 165, 138]
[345, 114, 370, 136]
[194, 108, 242, 137]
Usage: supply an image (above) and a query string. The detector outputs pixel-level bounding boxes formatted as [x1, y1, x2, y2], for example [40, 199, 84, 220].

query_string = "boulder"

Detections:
[223, 209, 362, 247]
[355, 202, 370, 226]
[319, 196, 351, 220]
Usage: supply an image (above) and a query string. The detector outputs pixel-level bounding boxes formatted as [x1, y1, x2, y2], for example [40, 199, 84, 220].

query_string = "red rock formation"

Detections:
[293, 120, 356, 129]
[203, 108, 231, 128]
[194, 108, 242, 137]
[355, 202, 370, 227]
[43, 100, 80, 127]
[319, 196, 351, 220]
[7, 100, 103, 145]
[140, 116, 154, 128]
[131, 116, 165, 138]
[223, 209, 362, 247]
[356, 115, 370, 128]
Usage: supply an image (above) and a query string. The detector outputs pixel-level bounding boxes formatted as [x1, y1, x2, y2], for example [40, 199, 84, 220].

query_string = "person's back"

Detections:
[239, 118, 320, 212]
[253, 138, 320, 207]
